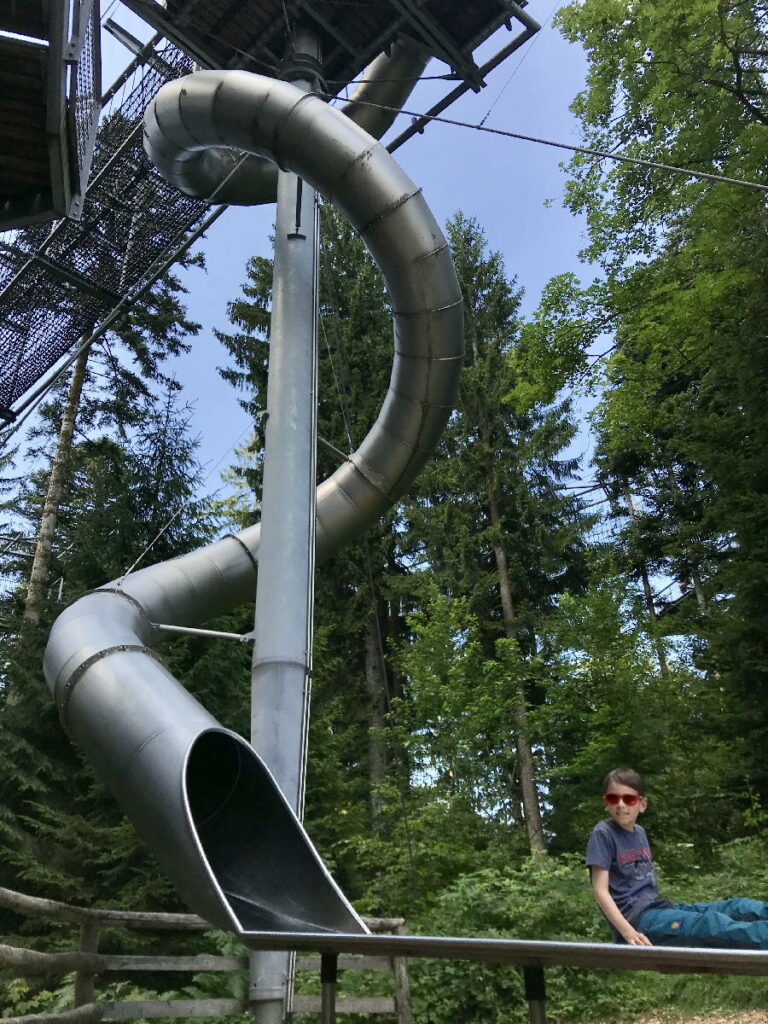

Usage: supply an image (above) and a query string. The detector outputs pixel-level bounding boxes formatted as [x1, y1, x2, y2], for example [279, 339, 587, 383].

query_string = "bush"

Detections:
[406, 841, 768, 1023]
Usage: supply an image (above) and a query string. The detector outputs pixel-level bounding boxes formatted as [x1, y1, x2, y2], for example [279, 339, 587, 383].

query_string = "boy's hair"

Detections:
[603, 767, 646, 796]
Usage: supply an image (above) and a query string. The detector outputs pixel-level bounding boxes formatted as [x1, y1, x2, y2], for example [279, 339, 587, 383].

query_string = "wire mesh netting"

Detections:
[71, 0, 101, 176]
[0, 41, 210, 417]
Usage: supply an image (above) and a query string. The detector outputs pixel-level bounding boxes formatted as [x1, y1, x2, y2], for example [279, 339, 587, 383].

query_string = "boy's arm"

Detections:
[590, 867, 652, 946]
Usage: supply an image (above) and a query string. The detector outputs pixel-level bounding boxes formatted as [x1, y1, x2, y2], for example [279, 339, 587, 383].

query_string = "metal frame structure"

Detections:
[119, 0, 531, 85]
[0, 0, 102, 229]
[0, 38, 210, 421]
[0, 1, 537, 422]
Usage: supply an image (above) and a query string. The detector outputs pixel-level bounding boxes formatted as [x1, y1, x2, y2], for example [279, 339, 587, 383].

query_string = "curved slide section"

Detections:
[173, 38, 429, 206]
[44, 69, 463, 936]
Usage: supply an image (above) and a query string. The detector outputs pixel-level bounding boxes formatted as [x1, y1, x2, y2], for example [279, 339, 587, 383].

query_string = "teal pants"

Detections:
[638, 898, 768, 949]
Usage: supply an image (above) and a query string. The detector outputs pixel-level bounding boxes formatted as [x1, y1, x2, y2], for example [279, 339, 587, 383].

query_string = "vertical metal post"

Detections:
[249, 21, 322, 1024]
[522, 966, 547, 1024]
[320, 953, 338, 1024]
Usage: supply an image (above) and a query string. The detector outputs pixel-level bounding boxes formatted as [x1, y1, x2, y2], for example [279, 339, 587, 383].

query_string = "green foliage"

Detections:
[521, 0, 768, 824]
[410, 857, 655, 1024]
[535, 574, 672, 848]
[395, 589, 539, 831]
[408, 839, 768, 1023]
[398, 213, 593, 852]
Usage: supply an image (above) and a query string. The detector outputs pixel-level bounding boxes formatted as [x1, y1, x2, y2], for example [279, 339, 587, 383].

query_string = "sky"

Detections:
[101, 2, 594, 492]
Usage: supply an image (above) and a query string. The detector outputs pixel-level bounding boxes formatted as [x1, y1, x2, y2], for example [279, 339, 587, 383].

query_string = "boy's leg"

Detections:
[638, 904, 768, 949]
[675, 898, 768, 921]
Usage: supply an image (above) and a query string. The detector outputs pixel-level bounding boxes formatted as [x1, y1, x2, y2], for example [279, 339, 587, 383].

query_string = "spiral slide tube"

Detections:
[177, 38, 430, 206]
[44, 65, 463, 937]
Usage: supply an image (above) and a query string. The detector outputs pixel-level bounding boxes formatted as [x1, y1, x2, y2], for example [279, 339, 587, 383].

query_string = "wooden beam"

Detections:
[74, 921, 101, 1008]
[294, 997, 396, 1015]
[103, 1000, 246, 1019]
[0, 887, 209, 930]
[101, 954, 247, 972]
[0, 943, 102, 976]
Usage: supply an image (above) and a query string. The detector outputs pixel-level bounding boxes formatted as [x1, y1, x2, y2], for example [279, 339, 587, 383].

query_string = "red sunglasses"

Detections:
[604, 792, 641, 806]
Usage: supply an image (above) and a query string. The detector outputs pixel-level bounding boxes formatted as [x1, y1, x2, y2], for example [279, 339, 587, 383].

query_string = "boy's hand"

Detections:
[623, 926, 652, 946]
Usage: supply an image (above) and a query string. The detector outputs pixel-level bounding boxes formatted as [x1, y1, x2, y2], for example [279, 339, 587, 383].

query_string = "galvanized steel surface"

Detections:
[44, 68, 463, 935]
[239, 932, 768, 976]
[137, 41, 429, 206]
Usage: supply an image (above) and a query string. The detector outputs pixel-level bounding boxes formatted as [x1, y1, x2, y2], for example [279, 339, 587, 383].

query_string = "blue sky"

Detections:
[101, 3, 593, 489]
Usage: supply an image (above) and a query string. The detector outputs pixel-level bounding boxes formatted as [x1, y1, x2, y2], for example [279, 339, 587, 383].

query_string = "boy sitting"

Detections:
[586, 768, 768, 949]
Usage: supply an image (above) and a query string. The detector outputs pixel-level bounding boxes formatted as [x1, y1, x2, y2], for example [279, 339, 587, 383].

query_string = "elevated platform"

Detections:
[0, 37, 205, 419]
[121, 0, 531, 88]
[0, 0, 538, 420]
[0, 0, 101, 230]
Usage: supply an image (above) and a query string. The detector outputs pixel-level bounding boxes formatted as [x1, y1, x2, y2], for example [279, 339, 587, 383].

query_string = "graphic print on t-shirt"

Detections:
[617, 844, 653, 875]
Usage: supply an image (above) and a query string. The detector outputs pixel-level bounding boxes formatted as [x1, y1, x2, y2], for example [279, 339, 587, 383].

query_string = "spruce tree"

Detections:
[400, 213, 593, 856]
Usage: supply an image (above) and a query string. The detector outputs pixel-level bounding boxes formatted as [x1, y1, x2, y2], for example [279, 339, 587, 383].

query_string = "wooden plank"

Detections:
[103, 1000, 247, 1020]
[392, 922, 414, 1024]
[101, 954, 247, 972]
[295, 954, 392, 972]
[393, 957, 413, 1024]
[293, 996, 396, 1014]
[363, 918, 405, 932]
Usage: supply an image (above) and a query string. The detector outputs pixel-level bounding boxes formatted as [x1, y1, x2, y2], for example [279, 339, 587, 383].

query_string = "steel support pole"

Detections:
[248, 24, 321, 1024]
[523, 966, 547, 1024]
[321, 953, 338, 1024]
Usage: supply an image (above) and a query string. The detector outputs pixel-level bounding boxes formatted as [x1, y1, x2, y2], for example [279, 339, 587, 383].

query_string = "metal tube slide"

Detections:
[170, 39, 429, 205]
[44, 69, 463, 936]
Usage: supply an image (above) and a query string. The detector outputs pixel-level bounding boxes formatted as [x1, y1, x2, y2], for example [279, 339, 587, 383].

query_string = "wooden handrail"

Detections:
[0, 888, 405, 934]
[0, 944, 103, 975]
[0, 888, 207, 931]
[0, 887, 414, 1024]
[0, 944, 249, 975]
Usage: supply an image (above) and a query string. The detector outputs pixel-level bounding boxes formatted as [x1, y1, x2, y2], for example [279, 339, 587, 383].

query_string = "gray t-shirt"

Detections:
[586, 819, 668, 927]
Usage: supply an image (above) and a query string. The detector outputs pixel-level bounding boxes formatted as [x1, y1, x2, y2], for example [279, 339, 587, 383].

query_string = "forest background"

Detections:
[1, 0, 767, 1021]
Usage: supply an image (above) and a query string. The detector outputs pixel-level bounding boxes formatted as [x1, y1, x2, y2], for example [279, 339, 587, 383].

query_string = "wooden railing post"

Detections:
[74, 920, 101, 1007]
[391, 922, 413, 1024]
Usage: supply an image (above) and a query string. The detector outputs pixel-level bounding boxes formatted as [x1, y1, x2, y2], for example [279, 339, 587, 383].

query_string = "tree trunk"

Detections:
[624, 486, 670, 678]
[24, 345, 89, 625]
[488, 493, 547, 857]
[661, 462, 709, 615]
[691, 567, 708, 613]
[364, 613, 388, 827]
